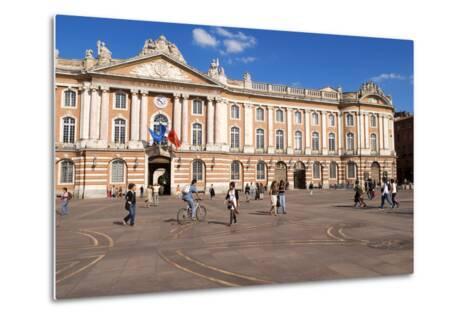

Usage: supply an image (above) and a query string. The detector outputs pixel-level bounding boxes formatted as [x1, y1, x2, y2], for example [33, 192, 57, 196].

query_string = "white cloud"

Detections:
[236, 56, 257, 64]
[192, 28, 218, 48]
[214, 27, 256, 54]
[371, 73, 406, 82]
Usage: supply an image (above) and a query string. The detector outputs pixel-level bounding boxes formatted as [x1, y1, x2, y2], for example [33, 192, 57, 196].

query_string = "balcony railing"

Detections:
[248, 81, 340, 101]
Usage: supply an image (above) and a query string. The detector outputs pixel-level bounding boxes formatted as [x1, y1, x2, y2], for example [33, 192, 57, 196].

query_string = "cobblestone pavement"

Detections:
[55, 189, 413, 299]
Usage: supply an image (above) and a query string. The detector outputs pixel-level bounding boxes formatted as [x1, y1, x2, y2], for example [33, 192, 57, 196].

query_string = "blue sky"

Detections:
[56, 15, 413, 112]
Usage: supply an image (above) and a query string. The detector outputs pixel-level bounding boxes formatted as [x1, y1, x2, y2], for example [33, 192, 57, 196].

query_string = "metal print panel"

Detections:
[54, 15, 414, 299]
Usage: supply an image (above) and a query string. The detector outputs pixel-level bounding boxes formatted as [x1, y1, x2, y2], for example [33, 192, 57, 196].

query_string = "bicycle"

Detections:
[177, 198, 207, 224]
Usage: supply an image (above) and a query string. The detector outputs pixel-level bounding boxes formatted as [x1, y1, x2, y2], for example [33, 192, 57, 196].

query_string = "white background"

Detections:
[0, 0, 472, 317]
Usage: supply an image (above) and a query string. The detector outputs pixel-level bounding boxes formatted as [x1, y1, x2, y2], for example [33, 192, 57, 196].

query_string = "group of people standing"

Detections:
[244, 182, 266, 202]
[269, 180, 288, 216]
[107, 185, 123, 199]
[353, 178, 400, 209]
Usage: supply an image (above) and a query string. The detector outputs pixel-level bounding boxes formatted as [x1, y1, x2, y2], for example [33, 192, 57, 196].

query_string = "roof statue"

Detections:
[139, 35, 186, 64]
[207, 58, 227, 84]
[97, 40, 112, 65]
[358, 81, 392, 105]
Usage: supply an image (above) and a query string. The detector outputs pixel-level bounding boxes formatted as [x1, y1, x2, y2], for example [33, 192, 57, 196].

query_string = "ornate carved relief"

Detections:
[130, 60, 191, 82]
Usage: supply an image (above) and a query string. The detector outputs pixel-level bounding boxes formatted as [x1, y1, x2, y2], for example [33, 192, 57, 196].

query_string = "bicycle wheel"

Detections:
[196, 205, 207, 222]
[177, 208, 189, 225]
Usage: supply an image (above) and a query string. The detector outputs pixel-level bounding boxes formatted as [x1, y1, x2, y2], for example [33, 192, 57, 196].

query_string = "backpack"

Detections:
[182, 184, 191, 194]
[67, 192, 72, 199]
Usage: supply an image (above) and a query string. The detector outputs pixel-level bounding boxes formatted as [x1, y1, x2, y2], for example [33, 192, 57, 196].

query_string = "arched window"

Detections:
[295, 131, 302, 150]
[346, 114, 354, 126]
[312, 112, 319, 125]
[256, 128, 265, 149]
[64, 89, 76, 107]
[192, 160, 204, 181]
[347, 162, 357, 179]
[231, 160, 241, 180]
[313, 162, 321, 179]
[193, 99, 203, 115]
[276, 109, 284, 122]
[256, 108, 264, 121]
[294, 111, 302, 124]
[230, 127, 240, 149]
[62, 117, 75, 143]
[346, 132, 354, 151]
[311, 132, 319, 151]
[115, 92, 127, 109]
[276, 130, 284, 150]
[111, 159, 125, 183]
[231, 104, 240, 119]
[256, 161, 266, 180]
[329, 114, 335, 127]
[330, 162, 337, 179]
[113, 118, 126, 144]
[328, 133, 336, 151]
[370, 114, 377, 127]
[60, 160, 74, 184]
[370, 133, 377, 151]
[192, 123, 202, 146]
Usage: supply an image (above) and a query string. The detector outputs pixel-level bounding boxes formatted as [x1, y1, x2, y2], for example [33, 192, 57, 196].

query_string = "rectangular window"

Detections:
[115, 93, 126, 109]
[60, 162, 74, 183]
[111, 162, 124, 183]
[193, 100, 203, 115]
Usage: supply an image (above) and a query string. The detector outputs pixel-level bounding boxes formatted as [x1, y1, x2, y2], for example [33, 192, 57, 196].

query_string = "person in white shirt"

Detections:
[379, 178, 393, 209]
[390, 179, 400, 208]
[60, 187, 71, 216]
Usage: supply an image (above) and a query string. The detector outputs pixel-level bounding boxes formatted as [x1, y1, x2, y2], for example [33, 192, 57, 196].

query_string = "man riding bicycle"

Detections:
[181, 178, 201, 221]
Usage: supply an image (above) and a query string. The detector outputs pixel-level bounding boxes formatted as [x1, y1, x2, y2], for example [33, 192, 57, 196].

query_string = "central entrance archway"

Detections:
[371, 161, 381, 186]
[293, 161, 306, 189]
[274, 161, 287, 183]
[148, 155, 171, 195]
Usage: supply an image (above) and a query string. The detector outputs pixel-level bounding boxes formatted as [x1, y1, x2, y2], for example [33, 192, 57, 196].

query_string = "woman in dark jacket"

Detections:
[123, 183, 137, 226]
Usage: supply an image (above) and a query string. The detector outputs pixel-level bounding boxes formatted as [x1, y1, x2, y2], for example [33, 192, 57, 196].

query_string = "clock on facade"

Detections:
[154, 96, 168, 108]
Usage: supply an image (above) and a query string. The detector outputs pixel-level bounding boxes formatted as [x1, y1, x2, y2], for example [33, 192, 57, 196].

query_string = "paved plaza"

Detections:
[55, 189, 413, 299]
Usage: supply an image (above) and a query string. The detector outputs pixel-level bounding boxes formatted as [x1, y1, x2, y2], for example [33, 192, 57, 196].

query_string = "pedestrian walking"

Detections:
[353, 180, 367, 208]
[309, 182, 314, 195]
[145, 185, 153, 208]
[153, 184, 160, 206]
[269, 181, 278, 216]
[278, 180, 287, 214]
[118, 186, 123, 198]
[111, 185, 117, 199]
[244, 183, 250, 202]
[390, 179, 400, 208]
[255, 183, 260, 200]
[209, 184, 215, 200]
[225, 181, 240, 226]
[122, 183, 137, 226]
[259, 183, 264, 200]
[139, 185, 144, 198]
[379, 178, 393, 209]
[107, 186, 111, 199]
[250, 182, 256, 200]
[175, 184, 181, 199]
[60, 187, 71, 216]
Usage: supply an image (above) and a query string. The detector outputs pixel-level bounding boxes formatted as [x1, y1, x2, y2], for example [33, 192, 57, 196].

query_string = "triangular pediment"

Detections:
[90, 53, 221, 86]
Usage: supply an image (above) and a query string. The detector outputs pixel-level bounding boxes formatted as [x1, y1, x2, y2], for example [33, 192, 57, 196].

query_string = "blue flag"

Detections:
[149, 125, 167, 143]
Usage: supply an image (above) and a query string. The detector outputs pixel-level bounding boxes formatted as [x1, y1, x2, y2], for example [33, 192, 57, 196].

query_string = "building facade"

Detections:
[55, 35, 397, 198]
[394, 112, 413, 184]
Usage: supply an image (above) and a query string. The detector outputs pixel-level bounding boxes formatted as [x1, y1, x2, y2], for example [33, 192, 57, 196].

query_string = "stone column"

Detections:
[364, 113, 369, 151]
[383, 115, 389, 150]
[79, 83, 91, 144]
[337, 112, 343, 155]
[321, 111, 327, 155]
[206, 96, 215, 150]
[243, 103, 254, 153]
[214, 98, 229, 151]
[181, 94, 189, 149]
[358, 111, 363, 155]
[140, 90, 148, 142]
[376, 113, 381, 152]
[286, 108, 293, 154]
[99, 86, 109, 147]
[89, 87, 100, 141]
[304, 109, 311, 155]
[172, 93, 182, 141]
[267, 106, 274, 154]
[129, 89, 141, 148]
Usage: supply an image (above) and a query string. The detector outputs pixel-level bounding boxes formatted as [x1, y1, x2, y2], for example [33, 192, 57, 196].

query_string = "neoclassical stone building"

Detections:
[55, 35, 397, 198]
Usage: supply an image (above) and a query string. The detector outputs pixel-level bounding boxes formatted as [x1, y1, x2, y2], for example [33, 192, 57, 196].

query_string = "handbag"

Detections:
[125, 201, 130, 211]
[276, 195, 280, 207]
